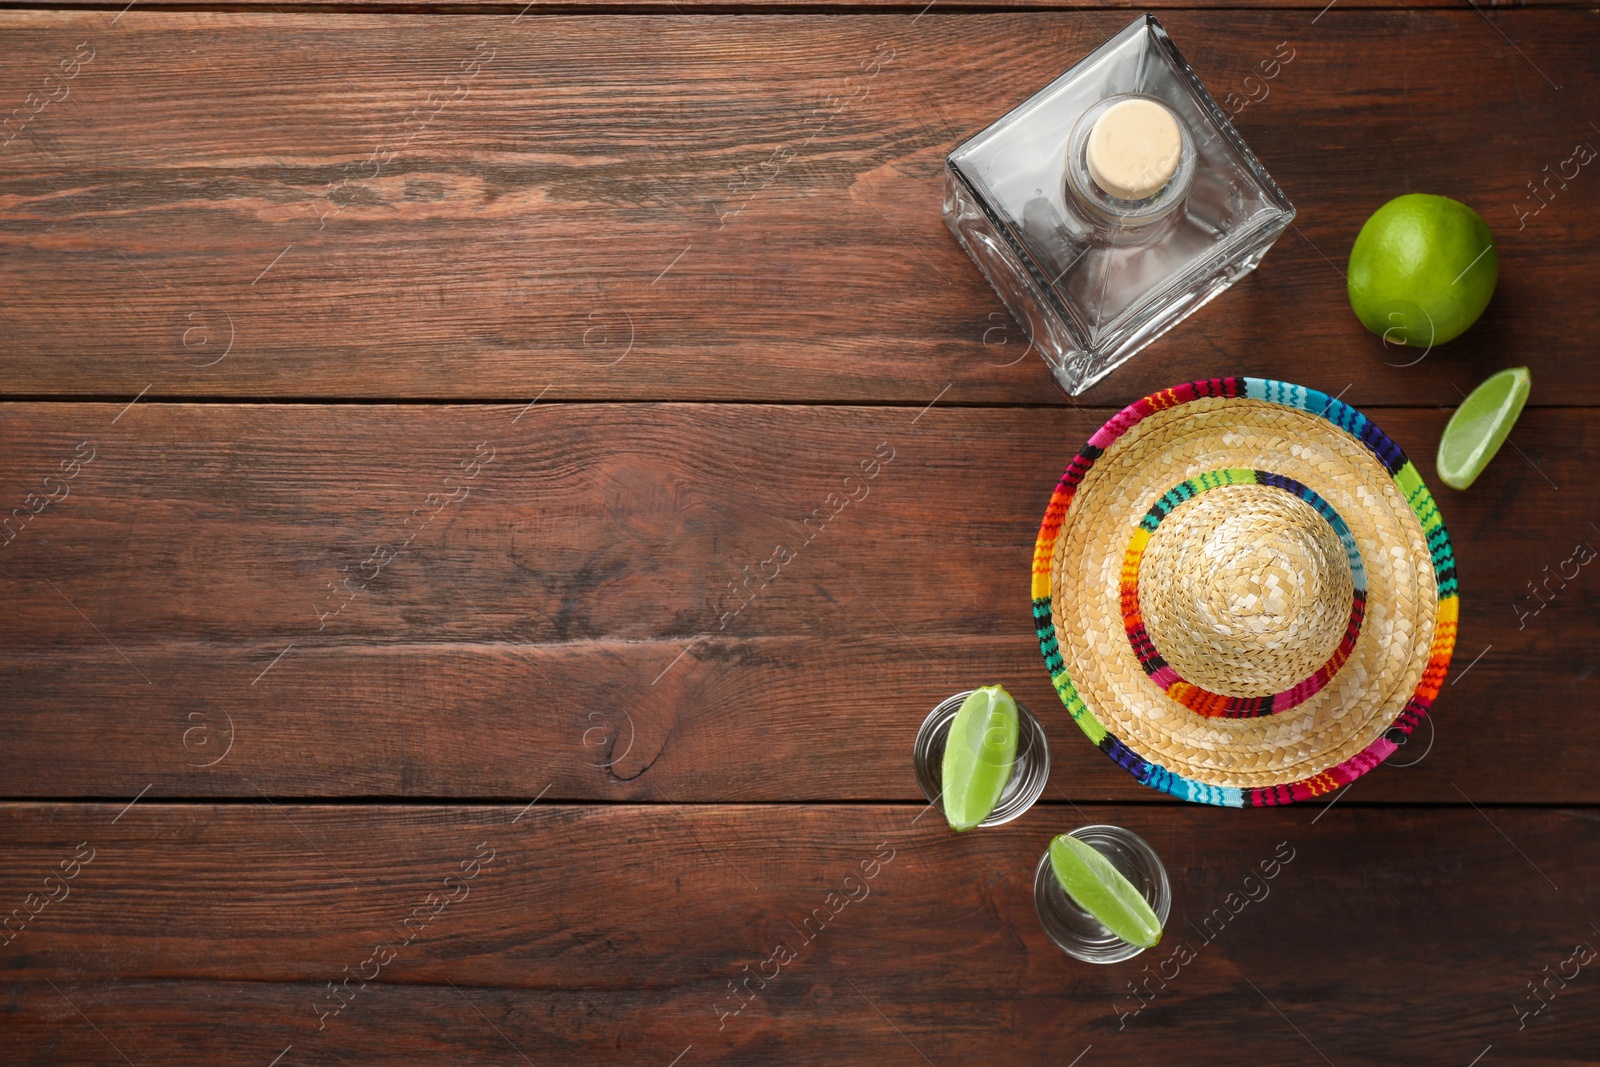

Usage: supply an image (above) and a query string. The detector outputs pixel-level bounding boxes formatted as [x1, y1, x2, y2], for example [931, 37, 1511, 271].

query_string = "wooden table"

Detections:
[2, 2, 1597, 1063]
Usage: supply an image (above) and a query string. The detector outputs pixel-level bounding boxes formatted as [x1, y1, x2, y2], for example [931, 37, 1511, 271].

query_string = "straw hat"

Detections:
[1032, 379, 1458, 806]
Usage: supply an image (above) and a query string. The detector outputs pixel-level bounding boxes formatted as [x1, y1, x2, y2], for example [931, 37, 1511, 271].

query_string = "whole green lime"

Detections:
[1347, 194, 1497, 348]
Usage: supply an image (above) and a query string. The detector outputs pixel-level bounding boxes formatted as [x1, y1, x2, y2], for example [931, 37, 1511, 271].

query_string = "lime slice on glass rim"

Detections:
[1437, 366, 1531, 490]
[940, 685, 1019, 832]
[1048, 834, 1163, 949]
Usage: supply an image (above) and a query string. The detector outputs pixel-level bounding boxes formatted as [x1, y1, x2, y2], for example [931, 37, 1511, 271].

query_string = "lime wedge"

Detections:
[1048, 834, 1163, 949]
[940, 685, 1019, 832]
[1437, 367, 1531, 490]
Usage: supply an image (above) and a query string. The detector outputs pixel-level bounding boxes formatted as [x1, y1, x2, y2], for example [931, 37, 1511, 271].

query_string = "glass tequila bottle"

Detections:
[944, 14, 1295, 394]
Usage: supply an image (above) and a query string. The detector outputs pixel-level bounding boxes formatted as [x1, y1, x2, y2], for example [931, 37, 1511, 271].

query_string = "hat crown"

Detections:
[1140, 486, 1354, 699]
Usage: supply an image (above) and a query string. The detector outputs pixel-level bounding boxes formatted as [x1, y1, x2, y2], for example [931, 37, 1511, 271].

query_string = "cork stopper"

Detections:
[1084, 98, 1183, 201]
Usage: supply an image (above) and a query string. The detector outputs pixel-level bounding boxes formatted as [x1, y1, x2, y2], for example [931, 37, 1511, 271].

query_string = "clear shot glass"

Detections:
[912, 690, 1050, 828]
[1034, 824, 1171, 963]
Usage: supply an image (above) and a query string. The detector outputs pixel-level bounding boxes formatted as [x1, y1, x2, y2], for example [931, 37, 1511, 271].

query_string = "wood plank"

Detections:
[1, 802, 1595, 1063]
[6, 0, 1588, 9]
[1, 402, 1593, 802]
[0, 10, 1595, 406]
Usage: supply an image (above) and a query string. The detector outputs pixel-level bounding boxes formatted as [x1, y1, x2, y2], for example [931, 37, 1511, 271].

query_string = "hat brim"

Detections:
[1032, 378, 1458, 807]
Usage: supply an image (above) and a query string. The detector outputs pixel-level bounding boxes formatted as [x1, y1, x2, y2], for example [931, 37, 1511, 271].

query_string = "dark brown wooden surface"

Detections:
[0, 402, 1594, 803]
[3, 3, 1599, 1064]
[5, 0, 1588, 8]
[1, 10, 1597, 407]
[2, 803, 1597, 1066]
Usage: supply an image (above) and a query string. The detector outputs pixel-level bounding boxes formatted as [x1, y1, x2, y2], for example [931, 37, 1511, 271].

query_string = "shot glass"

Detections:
[1034, 824, 1170, 963]
[912, 690, 1050, 828]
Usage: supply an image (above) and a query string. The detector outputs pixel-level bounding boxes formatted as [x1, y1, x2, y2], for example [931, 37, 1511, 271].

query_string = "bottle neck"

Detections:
[1064, 94, 1195, 234]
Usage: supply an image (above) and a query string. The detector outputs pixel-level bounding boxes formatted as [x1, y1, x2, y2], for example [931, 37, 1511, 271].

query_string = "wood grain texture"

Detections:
[3, 0, 1583, 9]
[1, 802, 1596, 1064]
[0, 10, 1595, 406]
[1, 402, 1593, 801]
[5, 7, 1598, 1066]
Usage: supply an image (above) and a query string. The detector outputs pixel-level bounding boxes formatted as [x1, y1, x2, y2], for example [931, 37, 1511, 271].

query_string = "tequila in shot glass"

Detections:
[1034, 824, 1171, 963]
[912, 689, 1050, 828]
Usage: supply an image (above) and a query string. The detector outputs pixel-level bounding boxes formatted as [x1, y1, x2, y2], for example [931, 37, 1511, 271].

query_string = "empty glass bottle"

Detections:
[944, 14, 1295, 394]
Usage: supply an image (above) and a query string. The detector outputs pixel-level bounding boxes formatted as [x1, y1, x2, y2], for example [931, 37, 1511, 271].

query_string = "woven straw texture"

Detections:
[1138, 481, 1356, 699]
[1032, 379, 1458, 807]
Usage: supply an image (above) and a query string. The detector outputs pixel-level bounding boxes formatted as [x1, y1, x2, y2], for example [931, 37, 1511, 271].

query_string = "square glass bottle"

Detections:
[943, 14, 1295, 395]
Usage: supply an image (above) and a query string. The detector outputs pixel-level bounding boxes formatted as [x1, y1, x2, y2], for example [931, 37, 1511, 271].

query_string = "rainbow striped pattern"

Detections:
[1121, 469, 1366, 718]
[1031, 378, 1459, 807]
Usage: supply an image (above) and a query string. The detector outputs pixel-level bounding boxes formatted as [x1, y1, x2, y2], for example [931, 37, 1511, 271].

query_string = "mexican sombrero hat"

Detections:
[1032, 378, 1458, 806]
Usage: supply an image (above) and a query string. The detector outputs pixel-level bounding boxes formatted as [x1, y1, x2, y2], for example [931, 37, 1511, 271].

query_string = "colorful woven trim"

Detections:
[1121, 468, 1366, 718]
[1031, 378, 1459, 808]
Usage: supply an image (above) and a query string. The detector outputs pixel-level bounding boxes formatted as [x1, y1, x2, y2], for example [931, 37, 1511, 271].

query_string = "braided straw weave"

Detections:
[1032, 379, 1458, 807]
